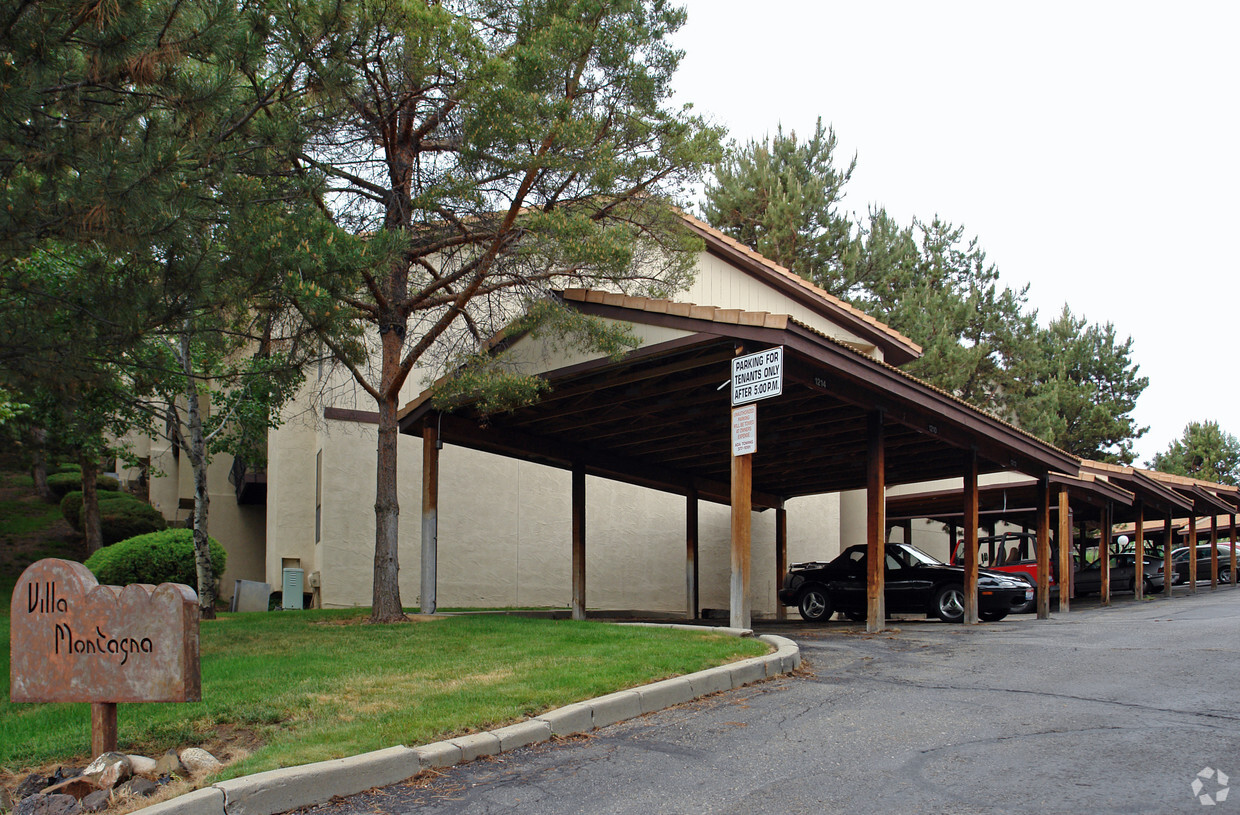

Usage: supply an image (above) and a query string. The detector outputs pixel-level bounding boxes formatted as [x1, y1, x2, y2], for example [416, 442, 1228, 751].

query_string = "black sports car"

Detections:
[778, 542, 1033, 623]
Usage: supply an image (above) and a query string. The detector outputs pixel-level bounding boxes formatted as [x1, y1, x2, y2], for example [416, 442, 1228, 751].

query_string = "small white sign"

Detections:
[732, 347, 783, 406]
[732, 404, 757, 457]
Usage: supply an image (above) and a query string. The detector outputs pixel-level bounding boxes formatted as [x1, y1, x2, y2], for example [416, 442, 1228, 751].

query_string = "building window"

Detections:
[315, 449, 322, 544]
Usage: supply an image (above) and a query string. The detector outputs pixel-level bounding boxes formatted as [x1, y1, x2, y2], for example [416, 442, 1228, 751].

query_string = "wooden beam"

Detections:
[572, 463, 586, 621]
[1211, 514, 1219, 590]
[1133, 501, 1145, 601]
[866, 411, 886, 633]
[1231, 514, 1237, 589]
[1188, 513, 1197, 593]
[1036, 478, 1051, 619]
[686, 490, 699, 619]
[91, 702, 117, 756]
[1164, 508, 1175, 598]
[1057, 488, 1071, 612]
[963, 449, 979, 625]
[730, 448, 752, 630]
[1101, 503, 1112, 606]
[775, 504, 788, 622]
[420, 417, 439, 615]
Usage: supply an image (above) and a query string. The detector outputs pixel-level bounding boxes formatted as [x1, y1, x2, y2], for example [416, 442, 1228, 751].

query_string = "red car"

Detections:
[951, 532, 1055, 613]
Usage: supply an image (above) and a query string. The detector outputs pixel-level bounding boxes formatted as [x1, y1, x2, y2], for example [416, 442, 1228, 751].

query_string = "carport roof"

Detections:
[887, 472, 1134, 525]
[398, 291, 1079, 508]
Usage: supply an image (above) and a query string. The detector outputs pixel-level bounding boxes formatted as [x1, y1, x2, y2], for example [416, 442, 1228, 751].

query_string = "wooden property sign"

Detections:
[10, 559, 201, 704]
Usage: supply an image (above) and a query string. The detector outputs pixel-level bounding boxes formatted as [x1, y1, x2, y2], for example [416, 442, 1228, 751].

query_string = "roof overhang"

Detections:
[399, 293, 1079, 509]
[887, 472, 1133, 525]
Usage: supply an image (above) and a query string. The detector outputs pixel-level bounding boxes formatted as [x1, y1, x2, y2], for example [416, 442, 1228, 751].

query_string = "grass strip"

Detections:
[1, 608, 768, 779]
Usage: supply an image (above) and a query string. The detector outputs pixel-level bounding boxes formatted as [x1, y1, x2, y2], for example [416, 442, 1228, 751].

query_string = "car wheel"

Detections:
[1144, 578, 1159, 595]
[797, 586, 833, 622]
[979, 610, 1008, 622]
[932, 584, 966, 624]
[1221, 568, 1231, 585]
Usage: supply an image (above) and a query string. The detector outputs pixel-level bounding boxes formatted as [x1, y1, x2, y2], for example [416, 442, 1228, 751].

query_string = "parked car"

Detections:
[779, 542, 1033, 624]
[951, 532, 1056, 613]
[1170, 544, 1236, 585]
[1074, 553, 1165, 596]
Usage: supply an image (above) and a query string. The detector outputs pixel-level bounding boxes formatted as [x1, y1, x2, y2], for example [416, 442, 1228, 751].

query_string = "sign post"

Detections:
[10, 559, 201, 754]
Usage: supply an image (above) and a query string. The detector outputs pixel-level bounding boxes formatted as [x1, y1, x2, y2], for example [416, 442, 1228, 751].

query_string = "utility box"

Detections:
[282, 568, 305, 610]
[231, 580, 271, 613]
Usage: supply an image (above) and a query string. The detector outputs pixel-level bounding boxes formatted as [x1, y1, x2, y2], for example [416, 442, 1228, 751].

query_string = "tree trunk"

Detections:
[370, 326, 406, 623]
[30, 428, 53, 502]
[80, 455, 103, 554]
[181, 328, 217, 619]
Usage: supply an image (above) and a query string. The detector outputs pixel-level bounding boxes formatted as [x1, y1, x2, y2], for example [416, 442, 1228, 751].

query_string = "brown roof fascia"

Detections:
[1080, 461, 1191, 511]
[675, 212, 922, 366]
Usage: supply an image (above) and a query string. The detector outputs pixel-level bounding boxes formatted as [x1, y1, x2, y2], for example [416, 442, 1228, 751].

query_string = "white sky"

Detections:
[669, 0, 1239, 465]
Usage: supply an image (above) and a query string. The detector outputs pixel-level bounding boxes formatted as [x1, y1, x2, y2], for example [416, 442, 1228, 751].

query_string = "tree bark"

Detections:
[181, 328, 217, 619]
[30, 428, 53, 502]
[80, 454, 102, 554]
[370, 325, 407, 622]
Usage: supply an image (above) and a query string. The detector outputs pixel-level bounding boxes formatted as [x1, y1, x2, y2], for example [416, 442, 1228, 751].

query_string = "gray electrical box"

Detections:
[231, 580, 271, 613]
[282, 568, 305, 610]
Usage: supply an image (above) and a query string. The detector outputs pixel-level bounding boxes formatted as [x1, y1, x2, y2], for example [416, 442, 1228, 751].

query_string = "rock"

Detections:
[81, 753, 130, 790]
[14, 793, 81, 815]
[79, 791, 109, 813]
[116, 778, 158, 798]
[126, 755, 158, 776]
[177, 748, 222, 777]
[39, 778, 98, 801]
[154, 750, 187, 779]
[14, 774, 50, 800]
[49, 769, 80, 784]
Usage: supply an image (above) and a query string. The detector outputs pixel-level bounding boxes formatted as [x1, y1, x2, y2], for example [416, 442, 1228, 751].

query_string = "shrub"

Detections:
[47, 471, 119, 497]
[60, 490, 166, 543]
[84, 529, 226, 589]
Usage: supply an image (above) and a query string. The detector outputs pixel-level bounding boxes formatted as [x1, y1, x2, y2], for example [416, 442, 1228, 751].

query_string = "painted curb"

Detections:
[151, 625, 799, 815]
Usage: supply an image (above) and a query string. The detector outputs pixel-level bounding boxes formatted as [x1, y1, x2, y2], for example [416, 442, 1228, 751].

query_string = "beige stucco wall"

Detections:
[683, 252, 881, 360]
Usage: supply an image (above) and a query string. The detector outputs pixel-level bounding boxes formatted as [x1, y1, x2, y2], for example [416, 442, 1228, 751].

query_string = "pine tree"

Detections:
[266, 0, 723, 621]
[1150, 421, 1239, 485]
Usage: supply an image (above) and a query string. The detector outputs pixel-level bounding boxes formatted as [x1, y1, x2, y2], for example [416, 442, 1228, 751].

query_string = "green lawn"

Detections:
[2, 607, 768, 779]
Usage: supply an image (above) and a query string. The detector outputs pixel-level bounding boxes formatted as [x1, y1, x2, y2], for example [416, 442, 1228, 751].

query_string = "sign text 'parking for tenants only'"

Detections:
[731, 346, 783, 406]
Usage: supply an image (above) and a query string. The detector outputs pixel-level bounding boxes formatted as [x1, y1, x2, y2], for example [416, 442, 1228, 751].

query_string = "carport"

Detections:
[399, 290, 1079, 631]
[1131, 470, 1240, 592]
[886, 472, 1135, 615]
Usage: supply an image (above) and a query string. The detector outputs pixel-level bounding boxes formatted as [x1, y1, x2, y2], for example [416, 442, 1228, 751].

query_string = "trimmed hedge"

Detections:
[84, 528, 226, 589]
[46, 471, 119, 497]
[60, 490, 166, 543]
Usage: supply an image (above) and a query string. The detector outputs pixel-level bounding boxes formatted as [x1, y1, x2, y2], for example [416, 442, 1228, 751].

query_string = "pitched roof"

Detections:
[675, 210, 922, 365]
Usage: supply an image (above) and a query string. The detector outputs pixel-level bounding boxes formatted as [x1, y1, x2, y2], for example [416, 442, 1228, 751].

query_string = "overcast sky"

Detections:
[669, 0, 1239, 465]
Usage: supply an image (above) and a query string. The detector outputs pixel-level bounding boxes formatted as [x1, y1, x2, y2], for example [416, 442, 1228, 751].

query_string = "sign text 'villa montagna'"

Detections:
[10, 558, 201, 704]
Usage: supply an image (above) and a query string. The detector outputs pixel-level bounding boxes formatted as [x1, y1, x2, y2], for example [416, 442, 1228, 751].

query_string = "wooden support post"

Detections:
[1164, 509, 1175, 598]
[775, 504, 788, 622]
[866, 412, 886, 633]
[1036, 478, 1051, 619]
[1225, 511, 1235, 587]
[1187, 513, 1197, 593]
[91, 702, 117, 756]
[1134, 502, 1145, 601]
[1100, 504, 1112, 606]
[1057, 489, 1071, 612]
[730, 451, 752, 630]
[686, 489, 699, 620]
[963, 449, 980, 625]
[420, 417, 440, 615]
[1231, 514, 1237, 589]
[1210, 514, 1219, 590]
[572, 464, 586, 621]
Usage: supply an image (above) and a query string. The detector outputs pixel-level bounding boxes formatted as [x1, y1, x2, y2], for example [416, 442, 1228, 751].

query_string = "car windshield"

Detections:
[896, 543, 942, 566]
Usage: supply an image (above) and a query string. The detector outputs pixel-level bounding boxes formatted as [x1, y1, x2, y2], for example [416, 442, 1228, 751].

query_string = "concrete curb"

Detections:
[149, 625, 799, 815]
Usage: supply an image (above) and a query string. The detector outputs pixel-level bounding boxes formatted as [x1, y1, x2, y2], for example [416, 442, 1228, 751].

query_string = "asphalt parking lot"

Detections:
[297, 588, 1240, 815]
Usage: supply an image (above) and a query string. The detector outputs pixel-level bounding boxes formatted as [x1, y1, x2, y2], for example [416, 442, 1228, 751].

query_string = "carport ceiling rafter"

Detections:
[399, 296, 1080, 508]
